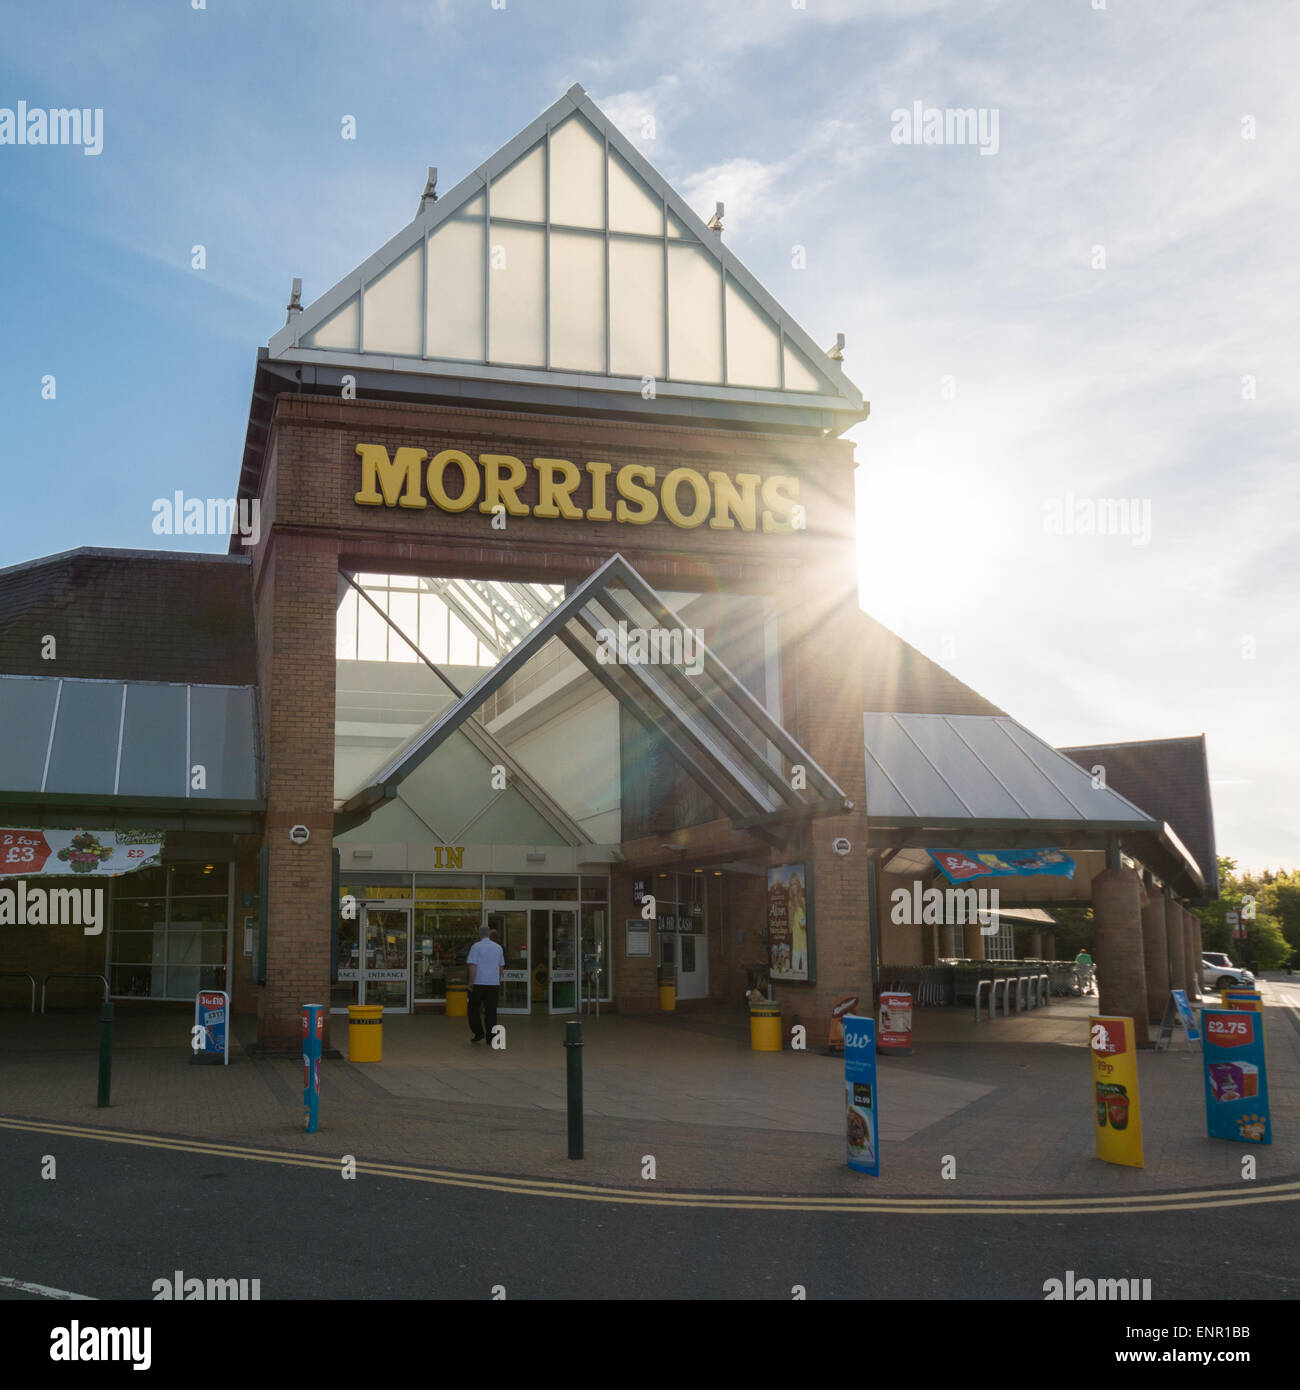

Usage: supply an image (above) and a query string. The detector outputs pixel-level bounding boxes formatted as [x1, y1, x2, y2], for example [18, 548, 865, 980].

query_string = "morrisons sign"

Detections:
[353, 444, 805, 533]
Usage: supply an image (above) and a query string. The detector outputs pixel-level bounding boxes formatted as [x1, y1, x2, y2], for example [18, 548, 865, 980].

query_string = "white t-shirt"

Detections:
[467, 937, 505, 986]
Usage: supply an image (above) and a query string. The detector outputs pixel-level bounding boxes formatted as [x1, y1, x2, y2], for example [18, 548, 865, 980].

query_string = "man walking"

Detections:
[466, 924, 505, 1044]
[1074, 946, 1095, 995]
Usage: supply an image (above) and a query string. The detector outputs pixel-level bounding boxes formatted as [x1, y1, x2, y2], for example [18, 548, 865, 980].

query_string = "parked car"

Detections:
[1202, 958, 1255, 990]
[1202, 951, 1236, 970]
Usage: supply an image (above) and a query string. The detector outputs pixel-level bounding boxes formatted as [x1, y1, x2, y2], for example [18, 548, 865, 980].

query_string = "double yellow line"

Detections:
[2, 1116, 1295, 1215]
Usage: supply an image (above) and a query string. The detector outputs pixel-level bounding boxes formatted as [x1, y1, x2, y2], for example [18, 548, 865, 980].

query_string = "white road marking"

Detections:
[0, 1275, 95, 1300]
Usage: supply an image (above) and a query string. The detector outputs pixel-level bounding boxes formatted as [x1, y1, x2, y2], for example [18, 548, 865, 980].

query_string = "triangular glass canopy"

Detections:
[269, 86, 862, 415]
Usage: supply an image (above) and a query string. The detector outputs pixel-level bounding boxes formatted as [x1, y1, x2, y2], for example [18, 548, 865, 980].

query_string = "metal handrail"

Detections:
[991, 978, 1007, 1017]
[0, 971, 37, 1013]
[40, 973, 109, 1014]
[974, 979, 992, 1023]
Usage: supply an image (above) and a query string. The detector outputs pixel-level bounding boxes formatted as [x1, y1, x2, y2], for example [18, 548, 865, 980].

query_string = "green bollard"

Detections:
[564, 1019, 583, 1159]
[97, 1000, 114, 1108]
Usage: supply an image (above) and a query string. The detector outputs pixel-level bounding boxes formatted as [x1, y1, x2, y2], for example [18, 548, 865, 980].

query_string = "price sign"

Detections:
[1202, 1008, 1270, 1144]
[1089, 1015, 1144, 1168]
[0, 831, 52, 873]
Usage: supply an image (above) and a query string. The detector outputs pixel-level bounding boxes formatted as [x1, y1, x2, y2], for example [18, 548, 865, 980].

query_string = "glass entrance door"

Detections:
[359, 907, 411, 1012]
[548, 909, 578, 1014]
[491, 909, 531, 1013]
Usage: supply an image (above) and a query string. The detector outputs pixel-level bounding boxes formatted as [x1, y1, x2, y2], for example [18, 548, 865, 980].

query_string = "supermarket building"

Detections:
[0, 87, 1216, 1049]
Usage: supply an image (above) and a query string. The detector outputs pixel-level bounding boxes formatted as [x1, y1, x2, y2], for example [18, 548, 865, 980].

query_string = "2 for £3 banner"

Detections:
[1090, 1016, 1144, 1168]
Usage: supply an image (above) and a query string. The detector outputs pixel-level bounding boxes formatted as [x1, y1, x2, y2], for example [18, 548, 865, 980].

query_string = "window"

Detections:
[108, 863, 230, 999]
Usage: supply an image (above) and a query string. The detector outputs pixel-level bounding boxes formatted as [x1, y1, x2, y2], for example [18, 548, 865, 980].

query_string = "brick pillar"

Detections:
[1091, 867, 1148, 1033]
[1182, 906, 1201, 1000]
[1193, 916, 1205, 997]
[1140, 883, 1170, 1026]
[256, 541, 340, 1050]
[1031, 930, 1043, 959]
[1166, 889, 1186, 1007]
[1043, 931, 1056, 960]
[964, 921, 986, 960]
[940, 923, 956, 958]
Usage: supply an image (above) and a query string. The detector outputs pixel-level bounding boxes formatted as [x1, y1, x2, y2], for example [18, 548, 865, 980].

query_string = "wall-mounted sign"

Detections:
[0, 828, 164, 878]
[1090, 1015, 1144, 1168]
[354, 444, 805, 534]
[928, 848, 1075, 884]
[1202, 1009, 1271, 1144]
[878, 992, 913, 1055]
[843, 1015, 879, 1177]
[626, 920, 651, 957]
[767, 863, 812, 982]
[289, 825, 310, 845]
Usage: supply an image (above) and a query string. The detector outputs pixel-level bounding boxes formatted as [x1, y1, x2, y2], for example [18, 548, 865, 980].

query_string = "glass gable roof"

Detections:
[267, 86, 862, 414]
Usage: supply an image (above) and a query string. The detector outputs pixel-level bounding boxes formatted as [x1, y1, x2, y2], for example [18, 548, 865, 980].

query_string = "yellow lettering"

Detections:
[760, 475, 801, 533]
[661, 467, 712, 528]
[446, 846, 463, 869]
[708, 471, 759, 531]
[532, 458, 584, 519]
[354, 444, 428, 508]
[479, 455, 531, 516]
[585, 461, 613, 521]
[426, 450, 481, 512]
[615, 464, 659, 525]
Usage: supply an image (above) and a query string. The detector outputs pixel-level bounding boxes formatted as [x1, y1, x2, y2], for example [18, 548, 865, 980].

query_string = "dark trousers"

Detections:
[468, 985, 499, 1040]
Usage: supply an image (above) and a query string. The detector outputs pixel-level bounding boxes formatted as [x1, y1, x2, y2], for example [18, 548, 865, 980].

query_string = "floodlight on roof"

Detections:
[417, 166, 438, 216]
[826, 332, 845, 360]
[706, 201, 724, 233]
[284, 278, 303, 325]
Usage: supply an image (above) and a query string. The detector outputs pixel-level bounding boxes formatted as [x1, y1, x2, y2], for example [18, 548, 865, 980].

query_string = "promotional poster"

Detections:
[766, 862, 812, 983]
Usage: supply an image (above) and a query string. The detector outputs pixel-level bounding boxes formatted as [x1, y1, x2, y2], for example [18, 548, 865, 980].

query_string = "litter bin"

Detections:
[749, 999, 782, 1052]
[347, 1004, 383, 1062]
[445, 983, 468, 1018]
[658, 964, 676, 1012]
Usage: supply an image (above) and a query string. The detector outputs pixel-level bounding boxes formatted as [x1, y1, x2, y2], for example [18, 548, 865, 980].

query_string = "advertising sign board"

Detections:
[1089, 1015, 1144, 1168]
[843, 1015, 879, 1177]
[1202, 1009, 1271, 1144]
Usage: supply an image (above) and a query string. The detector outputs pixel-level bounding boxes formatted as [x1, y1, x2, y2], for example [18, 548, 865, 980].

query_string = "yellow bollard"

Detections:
[658, 982, 676, 1011]
[749, 1001, 782, 1052]
[445, 983, 468, 1018]
[347, 1004, 384, 1062]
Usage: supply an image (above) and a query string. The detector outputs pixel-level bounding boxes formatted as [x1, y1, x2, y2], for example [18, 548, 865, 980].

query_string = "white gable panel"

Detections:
[549, 115, 605, 228]
[489, 224, 545, 365]
[609, 149, 662, 235]
[724, 278, 781, 388]
[783, 341, 823, 392]
[610, 237, 665, 379]
[549, 230, 606, 373]
[491, 141, 545, 223]
[426, 215, 485, 361]
[363, 245, 422, 356]
[667, 243, 722, 384]
[302, 295, 359, 350]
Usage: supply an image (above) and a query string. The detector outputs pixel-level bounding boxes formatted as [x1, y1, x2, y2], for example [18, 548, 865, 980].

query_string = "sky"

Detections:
[1, 0, 1295, 872]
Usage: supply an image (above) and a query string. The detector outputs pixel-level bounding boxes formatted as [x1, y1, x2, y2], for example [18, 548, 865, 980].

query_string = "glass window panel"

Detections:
[362, 245, 422, 356]
[725, 278, 781, 388]
[548, 115, 605, 228]
[414, 879, 483, 900]
[108, 930, 159, 963]
[189, 687, 258, 800]
[581, 904, 611, 1001]
[387, 592, 419, 663]
[413, 908, 480, 998]
[357, 595, 388, 661]
[418, 593, 449, 663]
[490, 141, 544, 222]
[169, 863, 226, 897]
[580, 875, 610, 902]
[448, 611, 479, 665]
[302, 295, 358, 350]
[426, 215, 485, 361]
[608, 150, 661, 235]
[488, 223, 545, 365]
[44, 681, 122, 794]
[114, 866, 165, 900]
[783, 339, 824, 392]
[667, 244, 722, 383]
[549, 230, 606, 373]
[387, 573, 419, 589]
[111, 964, 155, 997]
[610, 237, 665, 378]
[357, 573, 389, 586]
[117, 684, 187, 798]
[0, 676, 58, 791]
[337, 586, 358, 660]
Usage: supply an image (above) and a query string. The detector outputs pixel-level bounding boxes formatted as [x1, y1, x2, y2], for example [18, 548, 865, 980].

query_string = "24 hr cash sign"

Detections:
[353, 444, 807, 532]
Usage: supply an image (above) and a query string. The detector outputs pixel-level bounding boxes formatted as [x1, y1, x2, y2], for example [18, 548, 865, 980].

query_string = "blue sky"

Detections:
[1, 0, 1295, 871]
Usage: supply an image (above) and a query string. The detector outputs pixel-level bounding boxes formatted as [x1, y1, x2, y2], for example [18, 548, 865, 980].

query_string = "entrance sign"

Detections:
[192, 990, 230, 1066]
[0, 828, 164, 877]
[353, 444, 805, 534]
[878, 992, 913, 1055]
[843, 1015, 879, 1176]
[302, 1004, 324, 1133]
[1155, 990, 1200, 1050]
[1089, 1016, 1144, 1167]
[1202, 1010, 1271, 1144]
[766, 863, 812, 982]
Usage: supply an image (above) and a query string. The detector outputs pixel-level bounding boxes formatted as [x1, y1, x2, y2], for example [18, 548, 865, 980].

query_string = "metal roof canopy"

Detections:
[863, 712, 1205, 897]
[339, 553, 849, 836]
